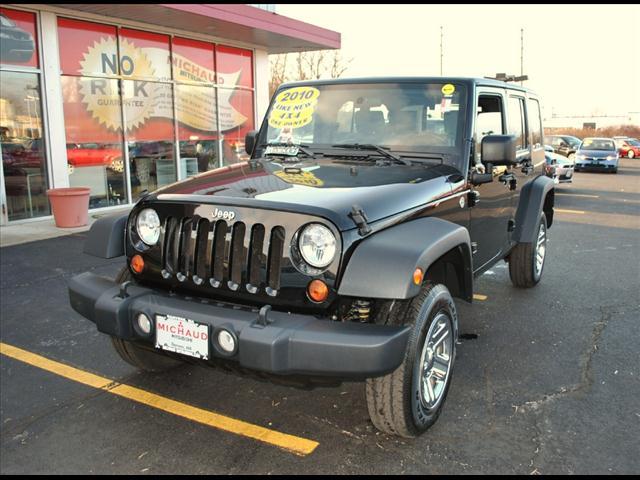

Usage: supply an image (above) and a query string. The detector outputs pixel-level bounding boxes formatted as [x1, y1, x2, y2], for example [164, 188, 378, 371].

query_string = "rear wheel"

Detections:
[365, 283, 458, 437]
[509, 212, 547, 288]
[110, 267, 183, 372]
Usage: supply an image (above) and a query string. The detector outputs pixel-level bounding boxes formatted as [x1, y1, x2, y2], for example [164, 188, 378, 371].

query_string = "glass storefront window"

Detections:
[119, 28, 171, 82]
[123, 80, 176, 197]
[172, 37, 215, 84]
[215, 45, 253, 89]
[57, 17, 117, 77]
[61, 76, 126, 208]
[0, 7, 39, 68]
[0, 71, 50, 220]
[176, 84, 219, 175]
[219, 88, 254, 164]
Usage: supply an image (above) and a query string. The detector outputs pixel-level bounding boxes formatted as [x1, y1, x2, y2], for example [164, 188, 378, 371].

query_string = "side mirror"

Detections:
[245, 130, 258, 155]
[481, 134, 517, 166]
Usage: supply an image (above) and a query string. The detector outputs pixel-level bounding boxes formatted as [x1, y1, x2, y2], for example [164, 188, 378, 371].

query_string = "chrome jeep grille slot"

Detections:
[247, 224, 266, 291]
[211, 220, 228, 287]
[193, 219, 210, 283]
[266, 226, 285, 294]
[228, 222, 246, 290]
[158, 214, 286, 296]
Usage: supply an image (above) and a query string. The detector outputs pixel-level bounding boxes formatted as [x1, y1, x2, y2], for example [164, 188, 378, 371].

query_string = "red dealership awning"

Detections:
[44, 3, 341, 53]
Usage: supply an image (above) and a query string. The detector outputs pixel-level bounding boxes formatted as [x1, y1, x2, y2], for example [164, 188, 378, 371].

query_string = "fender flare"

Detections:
[83, 213, 129, 258]
[513, 175, 554, 244]
[337, 217, 473, 301]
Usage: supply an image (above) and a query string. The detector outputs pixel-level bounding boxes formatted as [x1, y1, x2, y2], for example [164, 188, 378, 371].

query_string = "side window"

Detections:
[508, 96, 527, 151]
[475, 94, 504, 163]
[527, 98, 543, 147]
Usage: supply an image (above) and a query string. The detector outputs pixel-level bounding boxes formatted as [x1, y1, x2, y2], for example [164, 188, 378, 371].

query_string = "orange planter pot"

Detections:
[46, 187, 91, 228]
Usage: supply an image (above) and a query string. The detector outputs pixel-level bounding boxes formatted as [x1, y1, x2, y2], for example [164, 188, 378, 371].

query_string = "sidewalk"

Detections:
[0, 207, 130, 248]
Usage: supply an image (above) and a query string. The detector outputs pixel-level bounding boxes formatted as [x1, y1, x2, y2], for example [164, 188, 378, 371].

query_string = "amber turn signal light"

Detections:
[413, 268, 424, 285]
[131, 254, 145, 274]
[307, 279, 329, 303]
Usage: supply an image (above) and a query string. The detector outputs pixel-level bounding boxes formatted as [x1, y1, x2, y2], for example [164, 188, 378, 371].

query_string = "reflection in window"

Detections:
[508, 96, 526, 150]
[1, 71, 50, 220]
[123, 80, 176, 197]
[176, 84, 219, 175]
[61, 76, 126, 208]
[219, 88, 254, 165]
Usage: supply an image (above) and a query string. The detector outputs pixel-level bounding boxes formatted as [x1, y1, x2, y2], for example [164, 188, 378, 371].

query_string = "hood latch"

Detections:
[349, 205, 372, 237]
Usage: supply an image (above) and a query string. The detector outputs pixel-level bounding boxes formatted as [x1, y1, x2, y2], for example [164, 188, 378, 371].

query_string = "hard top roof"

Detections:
[279, 76, 536, 95]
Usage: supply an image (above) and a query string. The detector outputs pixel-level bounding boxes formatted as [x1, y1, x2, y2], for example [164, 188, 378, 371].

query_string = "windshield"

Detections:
[564, 136, 581, 147]
[628, 139, 640, 147]
[580, 138, 615, 151]
[259, 82, 468, 168]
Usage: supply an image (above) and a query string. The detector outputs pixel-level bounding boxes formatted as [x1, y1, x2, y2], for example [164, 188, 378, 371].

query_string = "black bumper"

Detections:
[68, 272, 411, 378]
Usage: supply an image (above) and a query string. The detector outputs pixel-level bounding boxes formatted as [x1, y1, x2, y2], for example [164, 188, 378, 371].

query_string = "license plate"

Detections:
[155, 314, 209, 360]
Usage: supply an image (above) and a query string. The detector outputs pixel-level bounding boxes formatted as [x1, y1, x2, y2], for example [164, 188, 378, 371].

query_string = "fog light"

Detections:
[137, 313, 152, 335]
[131, 254, 145, 274]
[307, 279, 329, 303]
[217, 329, 236, 354]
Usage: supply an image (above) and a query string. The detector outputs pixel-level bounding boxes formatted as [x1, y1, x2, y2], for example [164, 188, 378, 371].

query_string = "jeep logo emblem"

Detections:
[211, 208, 236, 221]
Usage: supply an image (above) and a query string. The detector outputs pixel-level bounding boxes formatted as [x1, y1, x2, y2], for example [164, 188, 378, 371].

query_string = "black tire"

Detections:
[509, 212, 547, 288]
[110, 267, 183, 372]
[365, 283, 458, 438]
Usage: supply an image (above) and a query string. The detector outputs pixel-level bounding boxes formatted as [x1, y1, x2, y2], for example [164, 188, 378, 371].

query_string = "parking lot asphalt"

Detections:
[1, 159, 639, 474]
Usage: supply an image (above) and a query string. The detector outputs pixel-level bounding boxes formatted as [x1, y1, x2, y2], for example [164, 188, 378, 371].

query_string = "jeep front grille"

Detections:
[160, 216, 285, 296]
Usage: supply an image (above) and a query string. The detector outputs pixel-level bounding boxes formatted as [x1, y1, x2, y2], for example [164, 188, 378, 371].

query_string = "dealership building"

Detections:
[0, 4, 339, 226]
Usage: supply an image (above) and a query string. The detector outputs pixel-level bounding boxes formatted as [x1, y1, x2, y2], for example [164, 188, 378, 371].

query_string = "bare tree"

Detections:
[269, 49, 352, 97]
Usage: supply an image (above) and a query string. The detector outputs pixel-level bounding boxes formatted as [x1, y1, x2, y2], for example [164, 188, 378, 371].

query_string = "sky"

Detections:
[277, 4, 640, 124]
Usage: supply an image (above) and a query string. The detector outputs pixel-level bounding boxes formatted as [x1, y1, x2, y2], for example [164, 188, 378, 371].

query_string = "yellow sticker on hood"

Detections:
[268, 87, 320, 129]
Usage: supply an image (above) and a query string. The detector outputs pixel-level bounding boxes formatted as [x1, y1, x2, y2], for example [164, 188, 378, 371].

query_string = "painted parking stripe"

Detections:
[473, 294, 488, 301]
[0, 342, 319, 456]
[555, 208, 586, 214]
[555, 193, 599, 198]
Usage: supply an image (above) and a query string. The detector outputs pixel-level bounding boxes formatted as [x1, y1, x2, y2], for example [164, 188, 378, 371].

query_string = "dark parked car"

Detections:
[544, 134, 582, 160]
[0, 13, 35, 64]
[69, 77, 554, 438]
[574, 137, 619, 173]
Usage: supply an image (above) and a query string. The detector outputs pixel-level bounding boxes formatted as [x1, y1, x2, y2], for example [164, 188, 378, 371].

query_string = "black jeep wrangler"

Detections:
[69, 77, 554, 438]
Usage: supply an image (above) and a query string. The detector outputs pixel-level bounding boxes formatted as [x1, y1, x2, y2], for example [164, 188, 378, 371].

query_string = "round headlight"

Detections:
[136, 208, 161, 246]
[298, 224, 336, 268]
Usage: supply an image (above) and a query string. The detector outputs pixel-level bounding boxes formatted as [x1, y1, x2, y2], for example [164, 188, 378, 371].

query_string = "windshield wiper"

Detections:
[259, 142, 316, 159]
[331, 143, 410, 166]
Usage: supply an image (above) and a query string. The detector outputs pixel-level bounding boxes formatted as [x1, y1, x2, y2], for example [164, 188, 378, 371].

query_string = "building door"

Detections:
[0, 7, 50, 223]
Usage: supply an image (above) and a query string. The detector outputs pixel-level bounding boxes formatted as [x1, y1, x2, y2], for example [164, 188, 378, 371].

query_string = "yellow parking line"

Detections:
[473, 294, 488, 301]
[555, 193, 599, 198]
[0, 342, 318, 456]
[556, 208, 586, 215]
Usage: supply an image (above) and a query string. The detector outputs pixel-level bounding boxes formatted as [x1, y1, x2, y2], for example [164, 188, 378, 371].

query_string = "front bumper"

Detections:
[68, 272, 410, 379]
[575, 160, 617, 171]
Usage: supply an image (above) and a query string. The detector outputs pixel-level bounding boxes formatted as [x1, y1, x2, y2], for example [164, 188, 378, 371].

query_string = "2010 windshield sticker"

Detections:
[268, 87, 320, 129]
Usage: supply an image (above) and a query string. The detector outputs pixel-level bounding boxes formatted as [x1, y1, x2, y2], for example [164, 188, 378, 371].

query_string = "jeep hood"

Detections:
[151, 158, 460, 231]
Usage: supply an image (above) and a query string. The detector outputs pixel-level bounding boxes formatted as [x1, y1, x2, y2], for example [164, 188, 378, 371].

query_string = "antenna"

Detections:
[440, 26, 443, 76]
[520, 28, 524, 86]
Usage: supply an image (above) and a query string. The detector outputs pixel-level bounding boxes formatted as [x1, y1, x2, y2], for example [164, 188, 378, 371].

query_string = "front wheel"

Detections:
[509, 212, 547, 288]
[365, 283, 458, 437]
[628, 150, 635, 159]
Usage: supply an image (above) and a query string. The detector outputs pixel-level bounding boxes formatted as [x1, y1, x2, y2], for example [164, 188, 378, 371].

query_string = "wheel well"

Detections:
[424, 244, 473, 303]
[543, 189, 555, 228]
